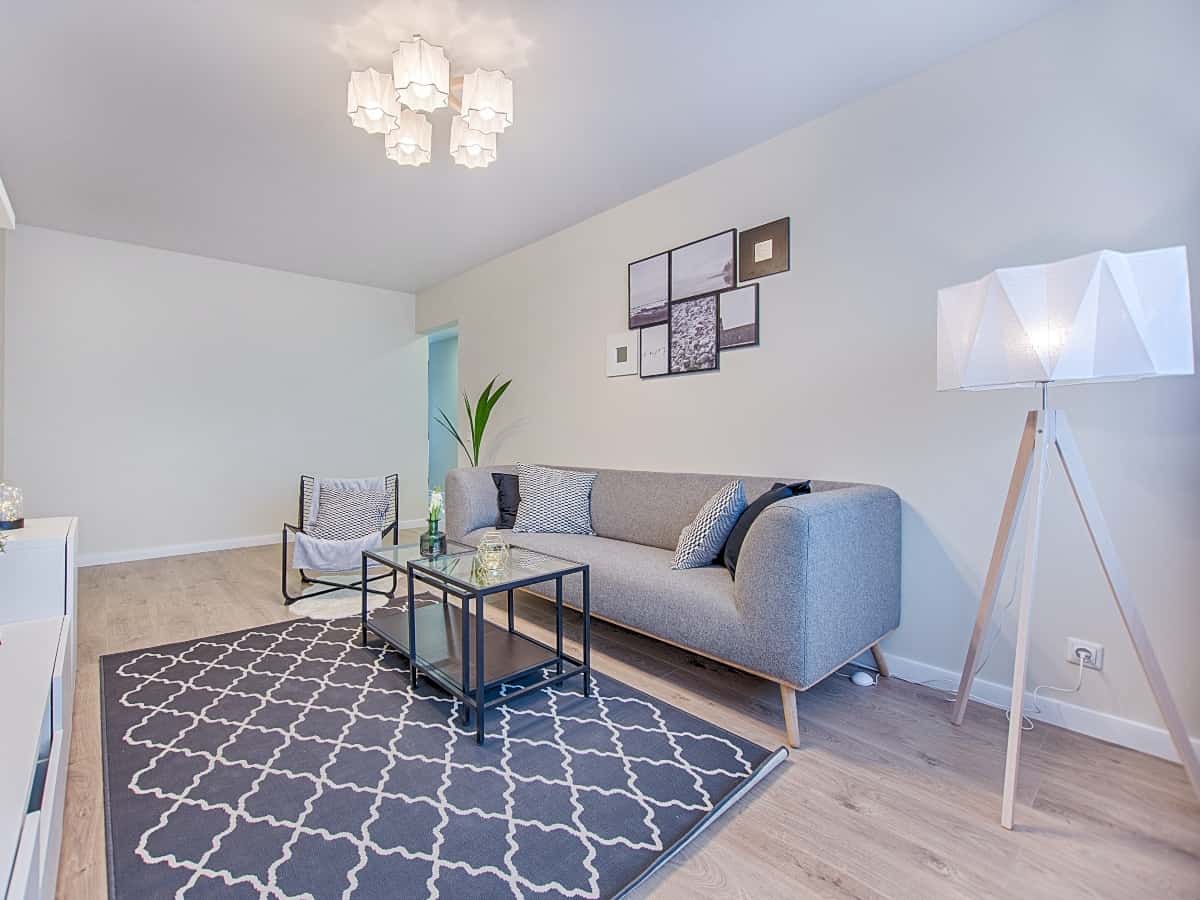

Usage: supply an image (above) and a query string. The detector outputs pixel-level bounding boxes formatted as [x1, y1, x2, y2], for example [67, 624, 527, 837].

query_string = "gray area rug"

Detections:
[101, 608, 785, 899]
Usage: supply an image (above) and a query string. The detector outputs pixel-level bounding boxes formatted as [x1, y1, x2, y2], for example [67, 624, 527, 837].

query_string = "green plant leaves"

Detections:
[435, 374, 510, 468]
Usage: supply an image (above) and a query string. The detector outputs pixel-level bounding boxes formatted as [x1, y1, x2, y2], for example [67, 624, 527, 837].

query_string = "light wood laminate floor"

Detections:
[60, 540, 1200, 899]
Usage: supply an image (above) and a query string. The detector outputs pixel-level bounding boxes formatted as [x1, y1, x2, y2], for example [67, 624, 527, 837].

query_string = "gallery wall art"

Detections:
[620, 216, 785, 378]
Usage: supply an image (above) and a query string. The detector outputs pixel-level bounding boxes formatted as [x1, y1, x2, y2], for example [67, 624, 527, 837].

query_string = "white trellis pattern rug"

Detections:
[100, 614, 785, 899]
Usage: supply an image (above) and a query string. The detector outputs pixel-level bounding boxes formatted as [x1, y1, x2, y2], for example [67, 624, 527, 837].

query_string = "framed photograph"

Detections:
[639, 323, 669, 378]
[628, 251, 669, 328]
[669, 294, 719, 374]
[670, 229, 736, 300]
[738, 217, 789, 280]
[718, 284, 759, 350]
[606, 331, 639, 377]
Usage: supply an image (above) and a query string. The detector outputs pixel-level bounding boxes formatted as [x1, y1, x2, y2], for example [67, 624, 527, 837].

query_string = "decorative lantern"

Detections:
[0, 483, 24, 530]
[475, 530, 509, 574]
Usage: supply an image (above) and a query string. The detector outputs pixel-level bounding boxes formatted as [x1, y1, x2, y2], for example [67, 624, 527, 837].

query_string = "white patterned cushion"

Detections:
[513, 464, 598, 535]
[309, 487, 389, 540]
[672, 480, 747, 570]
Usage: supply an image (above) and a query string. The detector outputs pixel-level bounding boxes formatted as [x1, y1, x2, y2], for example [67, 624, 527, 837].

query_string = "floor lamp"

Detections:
[936, 246, 1200, 830]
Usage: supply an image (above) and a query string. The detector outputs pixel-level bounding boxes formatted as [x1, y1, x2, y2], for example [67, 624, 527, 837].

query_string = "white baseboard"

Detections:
[877, 651, 1200, 765]
[78, 518, 428, 568]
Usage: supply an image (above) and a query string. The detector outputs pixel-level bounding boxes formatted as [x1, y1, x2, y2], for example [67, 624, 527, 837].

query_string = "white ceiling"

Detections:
[0, 1, 1067, 293]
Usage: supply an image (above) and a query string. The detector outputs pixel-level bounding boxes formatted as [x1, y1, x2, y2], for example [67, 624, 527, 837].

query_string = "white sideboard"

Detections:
[0, 518, 78, 900]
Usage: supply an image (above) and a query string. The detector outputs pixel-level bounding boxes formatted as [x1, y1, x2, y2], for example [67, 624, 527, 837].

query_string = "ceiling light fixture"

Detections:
[345, 33, 513, 171]
[449, 117, 496, 169]
[391, 35, 450, 113]
[346, 68, 401, 134]
[458, 68, 514, 134]
[384, 109, 432, 166]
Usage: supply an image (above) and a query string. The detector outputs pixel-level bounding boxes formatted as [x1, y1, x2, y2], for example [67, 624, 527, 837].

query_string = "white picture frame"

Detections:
[606, 331, 639, 377]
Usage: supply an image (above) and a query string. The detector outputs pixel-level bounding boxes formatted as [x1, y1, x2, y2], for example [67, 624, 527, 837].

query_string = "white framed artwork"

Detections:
[606, 331, 639, 377]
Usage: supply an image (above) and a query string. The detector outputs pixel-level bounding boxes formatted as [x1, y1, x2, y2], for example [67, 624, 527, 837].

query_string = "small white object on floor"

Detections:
[286, 588, 388, 621]
[851, 670, 876, 687]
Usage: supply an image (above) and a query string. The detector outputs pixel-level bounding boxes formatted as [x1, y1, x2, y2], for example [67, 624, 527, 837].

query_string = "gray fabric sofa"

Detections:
[445, 465, 901, 746]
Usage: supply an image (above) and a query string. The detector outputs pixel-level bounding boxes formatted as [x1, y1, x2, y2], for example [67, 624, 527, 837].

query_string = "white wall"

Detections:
[4, 226, 428, 562]
[0, 228, 6, 479]
[418, 0, 1200, 755]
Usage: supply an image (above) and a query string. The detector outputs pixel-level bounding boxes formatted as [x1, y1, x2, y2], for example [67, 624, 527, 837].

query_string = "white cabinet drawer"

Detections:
[6, 811, 41, 900]
[36, 733, 67, 900]
[51, 619, 74, 741]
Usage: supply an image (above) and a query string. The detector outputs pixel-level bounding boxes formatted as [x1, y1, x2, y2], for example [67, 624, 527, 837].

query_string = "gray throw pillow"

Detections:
[672, 480, 746, 570]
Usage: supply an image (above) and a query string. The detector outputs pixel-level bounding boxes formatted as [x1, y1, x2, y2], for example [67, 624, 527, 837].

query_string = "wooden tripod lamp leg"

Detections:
[1054, 414, 1200, 800]
[953, 411, 1040, 726]
[1000, 409, 1053, 829]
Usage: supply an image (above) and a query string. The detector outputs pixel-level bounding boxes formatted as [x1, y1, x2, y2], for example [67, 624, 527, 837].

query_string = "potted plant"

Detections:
[420, 488, 446, 557]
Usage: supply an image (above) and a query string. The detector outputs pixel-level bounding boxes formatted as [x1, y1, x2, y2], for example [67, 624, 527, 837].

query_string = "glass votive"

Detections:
[0, 483, 24, 530]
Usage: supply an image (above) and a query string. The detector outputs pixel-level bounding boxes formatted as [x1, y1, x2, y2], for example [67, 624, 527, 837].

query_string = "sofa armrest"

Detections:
[445, 466, 510, 541]
[733, 484, 901, 687]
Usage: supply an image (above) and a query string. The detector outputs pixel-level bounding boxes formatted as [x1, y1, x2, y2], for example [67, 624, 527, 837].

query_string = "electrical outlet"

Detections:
[1067, 638, 1104, 671]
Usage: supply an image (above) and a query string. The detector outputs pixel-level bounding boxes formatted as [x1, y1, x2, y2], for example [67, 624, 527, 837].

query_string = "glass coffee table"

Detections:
[360, 541, 591, 744]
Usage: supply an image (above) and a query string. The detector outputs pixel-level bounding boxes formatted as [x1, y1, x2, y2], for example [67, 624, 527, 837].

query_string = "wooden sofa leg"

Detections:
[780, 685, 801, 748]
[870, 642, 890, 678]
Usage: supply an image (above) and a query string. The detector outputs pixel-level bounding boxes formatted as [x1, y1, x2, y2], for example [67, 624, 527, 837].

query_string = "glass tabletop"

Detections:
[409, 544, 585, 591]
[365, 540, 475, 567]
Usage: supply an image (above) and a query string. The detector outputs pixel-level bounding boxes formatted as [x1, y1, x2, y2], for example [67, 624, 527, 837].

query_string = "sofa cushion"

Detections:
[492, 472, 520, 529]
[513, 464, 597, 535]
[723, 480, 811, 577]
[672, 480, 746, 569]
[463, 528, 745, 659]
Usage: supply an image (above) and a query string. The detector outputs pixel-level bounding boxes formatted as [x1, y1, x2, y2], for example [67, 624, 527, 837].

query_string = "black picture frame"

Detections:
[638, 322, 670, 379]
[669, 228, 737, 302]
[717, 283, 760, 350]
[738, 218, 789, 280]
[668, 293, 720, 375]
[628, 250, 670, 329]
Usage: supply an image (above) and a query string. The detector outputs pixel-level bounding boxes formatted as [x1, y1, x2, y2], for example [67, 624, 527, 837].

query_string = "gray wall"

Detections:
[418, 0, 1200, 744]
[427, 334, 459, 491]
[0, 228, 5, 479]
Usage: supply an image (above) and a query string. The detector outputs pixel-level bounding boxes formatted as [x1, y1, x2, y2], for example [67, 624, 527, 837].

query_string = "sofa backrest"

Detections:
[545, 465, 858, 551]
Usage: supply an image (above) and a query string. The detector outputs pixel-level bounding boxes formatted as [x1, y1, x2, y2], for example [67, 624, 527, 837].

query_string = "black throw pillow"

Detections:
[493, 472, 520, 529]
[722, 480, 812, 578]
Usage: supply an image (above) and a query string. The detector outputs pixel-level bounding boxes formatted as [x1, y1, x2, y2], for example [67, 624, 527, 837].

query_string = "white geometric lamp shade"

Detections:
[459, 68, 514, 134]
[937, 247, 1194, 390]
[392, 35, 450, 112]
[449, 116, 497, 169]
[384, 110, 432, 166]
[346, 69, 401, 134]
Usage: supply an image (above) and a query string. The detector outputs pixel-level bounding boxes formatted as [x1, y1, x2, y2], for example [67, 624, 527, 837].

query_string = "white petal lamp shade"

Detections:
[384, 110, 432, 166]
[937, 247, 1194, 390]
[346, 68, 401, 134]
[449, 116, 497, 169]
[458, 68, 513, 134]
[392, 35, 450, 112]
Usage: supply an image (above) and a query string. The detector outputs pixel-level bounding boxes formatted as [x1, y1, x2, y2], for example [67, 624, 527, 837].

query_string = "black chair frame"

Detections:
[281, 474, 400, 606]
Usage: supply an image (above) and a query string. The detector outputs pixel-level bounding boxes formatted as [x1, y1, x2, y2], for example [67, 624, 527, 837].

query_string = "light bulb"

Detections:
[413, 82, 432, 99]
[365, 106, 384, 121]
[466, 143, 481, 156]
[479, 106, 495, 121]
[399, 140, 416, 153]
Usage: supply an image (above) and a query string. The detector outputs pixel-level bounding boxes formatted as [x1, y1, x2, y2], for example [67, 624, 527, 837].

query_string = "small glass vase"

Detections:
[420, 516, 446, 557]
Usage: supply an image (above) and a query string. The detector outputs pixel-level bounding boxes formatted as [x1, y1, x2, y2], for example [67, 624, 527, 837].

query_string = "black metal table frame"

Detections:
[359, 547, 591, 744]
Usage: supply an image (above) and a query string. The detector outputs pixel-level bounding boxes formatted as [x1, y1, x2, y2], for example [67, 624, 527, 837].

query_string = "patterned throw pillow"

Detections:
[672, 480, 747, 570]
[309, 488, 389, 540]
[513, 464, 598, 535]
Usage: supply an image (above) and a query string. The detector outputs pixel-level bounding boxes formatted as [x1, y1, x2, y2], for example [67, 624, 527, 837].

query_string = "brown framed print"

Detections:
[718, 284, 759, 350]
[738, 218, 789, 280]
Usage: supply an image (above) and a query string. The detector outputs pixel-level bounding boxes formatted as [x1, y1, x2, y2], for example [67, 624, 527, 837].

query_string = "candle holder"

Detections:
[0, 483, 24, 530]
[475, 530, 509, 574]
